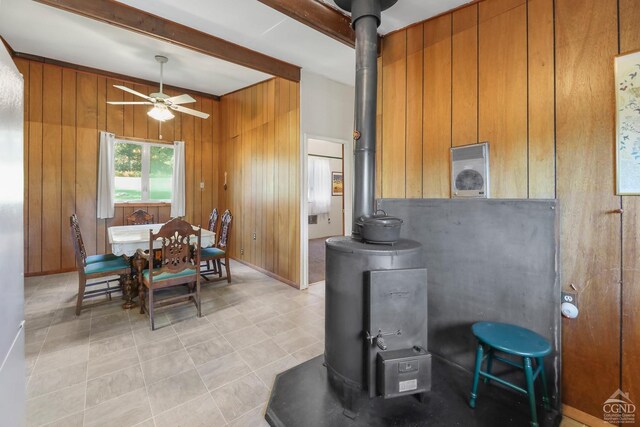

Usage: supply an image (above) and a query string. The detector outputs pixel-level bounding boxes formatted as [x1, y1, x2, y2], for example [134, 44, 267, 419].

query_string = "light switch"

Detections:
[200, 181, 205, 190]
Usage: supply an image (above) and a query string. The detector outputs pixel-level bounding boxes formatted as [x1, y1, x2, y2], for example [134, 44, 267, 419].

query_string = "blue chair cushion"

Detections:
[472, 322, 552, 358]
[143, 268, 196, 282]
[86, 253, 120, 264]
[84, 258, 129, 275]
[200, 247, 225, 258]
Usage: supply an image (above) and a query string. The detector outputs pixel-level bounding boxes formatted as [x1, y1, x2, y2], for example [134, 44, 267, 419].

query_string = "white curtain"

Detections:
[308, 157, 332, 215]
[97, 131, 116, 219]
[171, 141, 186, 218]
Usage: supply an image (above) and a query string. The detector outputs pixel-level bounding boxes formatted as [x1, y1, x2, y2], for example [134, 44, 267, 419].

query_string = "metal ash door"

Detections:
[365, 268, 430, 398]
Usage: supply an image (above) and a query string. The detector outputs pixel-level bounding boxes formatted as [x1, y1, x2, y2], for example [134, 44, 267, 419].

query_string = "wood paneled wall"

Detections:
[378, 0, 640, 419]
[15, 57, 221, 275]
[219, 78, 300, 287]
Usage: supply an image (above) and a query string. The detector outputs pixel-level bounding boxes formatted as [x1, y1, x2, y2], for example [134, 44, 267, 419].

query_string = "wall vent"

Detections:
[451, 142, 490, 198]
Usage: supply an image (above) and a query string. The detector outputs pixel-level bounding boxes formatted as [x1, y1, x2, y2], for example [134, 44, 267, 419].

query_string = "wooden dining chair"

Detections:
[203, 208, 220, 274]
[70, 214, 129, 315]
[127, 209, 154, 225]
[138, 217, 202, 330]
[200, 209, 232, 283]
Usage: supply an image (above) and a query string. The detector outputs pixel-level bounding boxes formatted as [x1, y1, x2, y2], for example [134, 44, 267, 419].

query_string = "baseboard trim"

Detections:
[231, 257, 300, 289]
[562, 404, 614, 426]
[25, 267, 76, 277]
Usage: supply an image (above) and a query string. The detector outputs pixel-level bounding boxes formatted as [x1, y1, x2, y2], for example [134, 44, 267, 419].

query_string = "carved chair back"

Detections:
[148, 218, 201, 285]
[70, 214, 87, 266]
[217, 210, 233, 251]
[208, 208, 219, 234]
[127, 209, 154, 225]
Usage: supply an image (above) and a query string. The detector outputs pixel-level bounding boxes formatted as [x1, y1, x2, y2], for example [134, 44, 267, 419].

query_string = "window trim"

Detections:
[113, 138, 175, 204]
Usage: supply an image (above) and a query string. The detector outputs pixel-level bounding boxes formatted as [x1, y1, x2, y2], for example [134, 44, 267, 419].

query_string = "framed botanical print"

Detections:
[615, 49, 640, 195]
[332, 172, 343, 196]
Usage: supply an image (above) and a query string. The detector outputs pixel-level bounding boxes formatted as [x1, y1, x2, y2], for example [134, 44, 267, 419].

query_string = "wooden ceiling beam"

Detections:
[258, 0, 356, 48]
[34, 0, 301, 82]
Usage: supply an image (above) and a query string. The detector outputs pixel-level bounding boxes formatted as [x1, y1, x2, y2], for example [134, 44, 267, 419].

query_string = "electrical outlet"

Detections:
[561, 291, 578, 307]
[240, 248, 244, 255]
[252, 232, 256, 240]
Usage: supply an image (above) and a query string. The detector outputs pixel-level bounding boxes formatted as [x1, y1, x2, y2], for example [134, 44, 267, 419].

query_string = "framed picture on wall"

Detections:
[332, 172, 343, 196]
[615, 49, 640, 195]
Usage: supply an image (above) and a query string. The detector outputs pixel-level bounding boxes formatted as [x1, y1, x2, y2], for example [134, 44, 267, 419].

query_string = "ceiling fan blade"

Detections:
[107, 101, 154, 105]
[113, 85, 154, 101]
[165, 94, 196, 105]
[170, 105, 210, 119]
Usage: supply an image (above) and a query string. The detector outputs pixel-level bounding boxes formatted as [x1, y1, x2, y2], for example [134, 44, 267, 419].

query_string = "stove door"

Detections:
[364, 268, 428, 397]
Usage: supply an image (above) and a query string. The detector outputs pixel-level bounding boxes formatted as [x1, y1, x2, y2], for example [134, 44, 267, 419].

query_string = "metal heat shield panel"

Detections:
[364, 268, 428, 398]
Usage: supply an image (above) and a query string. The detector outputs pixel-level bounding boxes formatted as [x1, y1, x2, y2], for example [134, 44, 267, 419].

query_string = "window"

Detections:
[114, 140, 174, 203]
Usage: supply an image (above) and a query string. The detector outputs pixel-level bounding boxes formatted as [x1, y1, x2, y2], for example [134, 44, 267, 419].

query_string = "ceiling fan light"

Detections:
[147, 105, 174, 121]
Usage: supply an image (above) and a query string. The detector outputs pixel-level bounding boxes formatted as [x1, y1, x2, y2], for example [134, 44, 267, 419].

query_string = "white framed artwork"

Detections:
[616, 49, 640, 195]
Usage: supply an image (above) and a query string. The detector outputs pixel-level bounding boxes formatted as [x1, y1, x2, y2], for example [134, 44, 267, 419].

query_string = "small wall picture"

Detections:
[615, 49, 640, 195]
[332, 172, 343, 196]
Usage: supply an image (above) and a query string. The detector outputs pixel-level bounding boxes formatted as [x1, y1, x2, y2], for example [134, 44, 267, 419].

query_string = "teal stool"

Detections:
[469, 322, 551, 427]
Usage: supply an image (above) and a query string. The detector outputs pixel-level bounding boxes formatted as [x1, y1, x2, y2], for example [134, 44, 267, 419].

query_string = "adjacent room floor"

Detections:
[24, 261, 325, 427]
[308, 237, 334, 284]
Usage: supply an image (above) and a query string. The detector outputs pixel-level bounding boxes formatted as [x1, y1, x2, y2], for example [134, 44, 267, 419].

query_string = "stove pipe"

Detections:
[335, 0, 397, 235]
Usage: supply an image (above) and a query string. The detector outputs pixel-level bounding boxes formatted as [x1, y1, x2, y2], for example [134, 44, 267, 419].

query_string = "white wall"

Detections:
[300, 70, 355, 287]
[308, 139, 343, 239]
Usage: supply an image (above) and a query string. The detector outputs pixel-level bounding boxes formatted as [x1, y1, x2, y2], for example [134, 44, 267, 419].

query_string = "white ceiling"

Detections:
[0, 0, 471, 96]
[325, 0, 473, 35]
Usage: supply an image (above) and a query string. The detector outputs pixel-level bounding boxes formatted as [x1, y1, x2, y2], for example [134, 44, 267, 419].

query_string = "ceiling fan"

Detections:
[107, 55, 209, 121]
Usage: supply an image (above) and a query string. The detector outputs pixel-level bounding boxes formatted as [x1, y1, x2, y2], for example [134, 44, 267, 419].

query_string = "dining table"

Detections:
[108, 223, 215, 309]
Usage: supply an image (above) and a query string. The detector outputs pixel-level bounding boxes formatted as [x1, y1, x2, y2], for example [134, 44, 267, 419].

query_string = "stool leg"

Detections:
[484, 347, 494, 384]
[469, 343, 484, 409]
[523, 357, 538, 427]
[536, 357, 551, 411]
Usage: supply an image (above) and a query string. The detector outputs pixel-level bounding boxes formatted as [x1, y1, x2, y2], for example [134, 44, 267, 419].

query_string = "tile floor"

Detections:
[24, 261, 325, 427]
[24, 261, 583, 427]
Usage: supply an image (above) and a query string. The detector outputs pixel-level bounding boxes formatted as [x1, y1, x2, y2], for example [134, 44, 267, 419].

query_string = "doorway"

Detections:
[300, 135, 352, 289]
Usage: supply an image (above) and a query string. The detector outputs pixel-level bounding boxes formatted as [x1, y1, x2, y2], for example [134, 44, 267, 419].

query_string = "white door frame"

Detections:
[300, 134, 353, 289]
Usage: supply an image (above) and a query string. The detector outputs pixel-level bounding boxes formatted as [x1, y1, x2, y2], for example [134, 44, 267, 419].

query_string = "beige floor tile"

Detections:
[154, 392, 226, 427]
[141, 349, 194, 385]
[197, 352, 252, 391]
[214, 313, 251, 334]
[136, 335, 183, 362]
[291, 341, 324, 363]
[171, 315, 211, 335]
[186, 336, 235, 366]
[40, 329, 90, 355]
[211, 373, 270, 423]
[238, 339, 287, 371]
[228, 404, 269, 427]
[132, 323, 176, 345]
[129, 311, 170, 330]
[88, 347, 140, 380]
[132, 419, 155, 427]
[205, 305, 241, 324]
[32, 343, 89, 376]
[85, 365, 145, 408]
[84, 388, 152, 427]
[44, 317, 90, 340]
[89, 331, 135, 359]
[272, 328, 317, 354]
[254, 355, 299, 390]
[178, 325, 221, 348]
[223, 325, 270, 351]
[255, 316, 297, 337]
[27, 361, 87, 399]
[42, 411, 84, 427]
[26, 383, 85, 427]
[146, 369, 207, 415]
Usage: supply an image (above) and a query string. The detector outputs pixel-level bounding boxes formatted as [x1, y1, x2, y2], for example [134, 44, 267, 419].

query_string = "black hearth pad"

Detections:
[265, 355, 561, 427]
